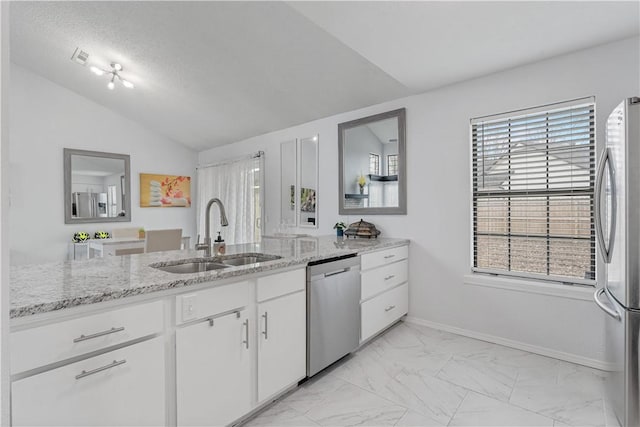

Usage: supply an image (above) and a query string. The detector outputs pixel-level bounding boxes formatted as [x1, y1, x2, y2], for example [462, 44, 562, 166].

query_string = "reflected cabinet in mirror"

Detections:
[338, 108, 406, 214]
[64, 148, 131, 224]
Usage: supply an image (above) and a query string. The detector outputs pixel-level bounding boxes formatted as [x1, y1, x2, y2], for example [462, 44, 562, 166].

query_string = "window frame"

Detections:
[387, 154, 398, 176]
[470, 97, 596, 286]
[369, 152, 380, 175]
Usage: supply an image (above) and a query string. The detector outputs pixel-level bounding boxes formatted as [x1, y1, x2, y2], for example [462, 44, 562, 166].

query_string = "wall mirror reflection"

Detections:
[279, 135, 319, 230]
[338, 108, 406, 214]
[64, 148, 131, 224]
[299, 135, 318, 228]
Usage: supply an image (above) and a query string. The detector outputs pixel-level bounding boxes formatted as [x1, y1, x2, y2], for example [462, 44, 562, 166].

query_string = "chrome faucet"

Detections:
[196, 198, 229, 257]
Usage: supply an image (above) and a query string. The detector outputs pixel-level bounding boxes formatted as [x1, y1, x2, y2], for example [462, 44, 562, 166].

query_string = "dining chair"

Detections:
[145, 229, 183, 253]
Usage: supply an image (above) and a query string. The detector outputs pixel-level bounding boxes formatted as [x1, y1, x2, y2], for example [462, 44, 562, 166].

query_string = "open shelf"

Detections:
[368, 174, 398, 182]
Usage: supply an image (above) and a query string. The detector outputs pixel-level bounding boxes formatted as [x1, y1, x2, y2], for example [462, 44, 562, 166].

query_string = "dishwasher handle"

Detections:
[323, 268, 351, 278]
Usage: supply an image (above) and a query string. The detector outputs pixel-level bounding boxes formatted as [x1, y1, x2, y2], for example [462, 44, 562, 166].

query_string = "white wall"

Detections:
[9, 64, 198, 265]
[199, 37, 640, 365]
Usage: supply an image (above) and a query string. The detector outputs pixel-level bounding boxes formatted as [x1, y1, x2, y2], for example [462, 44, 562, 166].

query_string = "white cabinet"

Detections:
[257, 290, 306, 402]
[176, 309, 251, 427]
[360, 245, 409, 342]
[11, 337, 165, 426]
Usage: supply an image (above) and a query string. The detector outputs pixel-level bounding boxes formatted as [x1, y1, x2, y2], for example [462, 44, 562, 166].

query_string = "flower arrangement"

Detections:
[334, 221, 347, 237]
[357, 174, 367, 194]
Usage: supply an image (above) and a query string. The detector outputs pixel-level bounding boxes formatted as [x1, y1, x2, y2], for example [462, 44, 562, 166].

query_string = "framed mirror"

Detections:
[338, 108, 406, 215]
[64, 148, 131, 224]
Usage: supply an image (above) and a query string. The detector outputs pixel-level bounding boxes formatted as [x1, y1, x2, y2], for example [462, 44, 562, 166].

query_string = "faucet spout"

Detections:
[197, 198, 229, 257]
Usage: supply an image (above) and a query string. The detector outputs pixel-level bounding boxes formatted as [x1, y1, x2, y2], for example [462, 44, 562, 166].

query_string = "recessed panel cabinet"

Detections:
[176, 309, 251, 427]
[11, 337, 165, 427]
[257, 290, 306, 402]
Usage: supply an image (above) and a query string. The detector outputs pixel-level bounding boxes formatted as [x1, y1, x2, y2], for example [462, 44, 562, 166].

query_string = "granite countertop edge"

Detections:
[11, 237, 409, 319]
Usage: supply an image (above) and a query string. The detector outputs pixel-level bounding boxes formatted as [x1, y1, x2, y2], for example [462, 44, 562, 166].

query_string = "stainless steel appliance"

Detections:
[594, 97, 640, 427]
[307, 254, 360, 377]
[72, 192, 108, 218]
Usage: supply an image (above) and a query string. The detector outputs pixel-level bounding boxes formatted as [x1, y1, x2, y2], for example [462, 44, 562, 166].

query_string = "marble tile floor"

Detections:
[243, 321, 607, 427]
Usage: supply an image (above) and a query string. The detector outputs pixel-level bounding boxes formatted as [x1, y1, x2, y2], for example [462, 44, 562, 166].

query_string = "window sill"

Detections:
[463, 273, 596, 301]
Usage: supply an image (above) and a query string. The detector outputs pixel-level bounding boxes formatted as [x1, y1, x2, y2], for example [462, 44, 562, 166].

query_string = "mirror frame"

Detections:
[338, 108, 407, 215]
[64, 148, 132, 224]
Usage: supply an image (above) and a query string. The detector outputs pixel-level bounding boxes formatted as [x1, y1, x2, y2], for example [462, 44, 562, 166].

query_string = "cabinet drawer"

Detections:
[361, 245, 408, 271]
[257, 268, 306, 302]
[361, 283, 408, 342]
[361, 259, 408, 301]
[176, 281, 249, 324]
[11, 301, 163, 374]
[11, 337, 166, 426]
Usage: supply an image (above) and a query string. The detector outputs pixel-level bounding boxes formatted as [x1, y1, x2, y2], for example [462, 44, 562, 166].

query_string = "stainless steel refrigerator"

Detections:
[594, 97, 640, 427]
[72, 192, 108, 218]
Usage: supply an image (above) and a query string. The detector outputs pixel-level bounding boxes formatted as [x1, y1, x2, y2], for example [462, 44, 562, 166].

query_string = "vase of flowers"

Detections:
[333, 222, 347, 237]
[358, 174, 366, 194]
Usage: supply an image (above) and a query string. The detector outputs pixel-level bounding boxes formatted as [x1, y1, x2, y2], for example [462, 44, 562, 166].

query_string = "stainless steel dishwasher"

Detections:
[307, 254, 360, 377]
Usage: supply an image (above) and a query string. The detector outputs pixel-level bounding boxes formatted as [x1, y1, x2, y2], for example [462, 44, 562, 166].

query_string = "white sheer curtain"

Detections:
[196, 154, 263, 245]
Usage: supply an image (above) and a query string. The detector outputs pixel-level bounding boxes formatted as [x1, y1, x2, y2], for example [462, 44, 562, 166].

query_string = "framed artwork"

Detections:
[140, 173, 191, 207]
[300, 187, 316, 212]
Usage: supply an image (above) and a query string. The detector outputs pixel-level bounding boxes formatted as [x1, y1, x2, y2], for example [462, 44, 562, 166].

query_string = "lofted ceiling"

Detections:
[10, 1, 639, 151]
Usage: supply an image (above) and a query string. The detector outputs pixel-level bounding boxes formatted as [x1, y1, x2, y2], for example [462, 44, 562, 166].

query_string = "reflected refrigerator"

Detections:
[72, 192, 108, 218]
[593, 97, 640, 427]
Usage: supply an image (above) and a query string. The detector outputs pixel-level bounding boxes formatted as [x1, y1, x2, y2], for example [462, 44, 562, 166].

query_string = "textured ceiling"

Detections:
[10, 1, 639, 151]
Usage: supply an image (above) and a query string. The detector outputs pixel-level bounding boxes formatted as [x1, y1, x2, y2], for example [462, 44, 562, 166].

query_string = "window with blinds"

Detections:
[471, 98, 596, 285]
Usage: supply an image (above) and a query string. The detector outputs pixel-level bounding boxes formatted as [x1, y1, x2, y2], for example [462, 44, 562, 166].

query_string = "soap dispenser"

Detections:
[214, 232, 226, 255]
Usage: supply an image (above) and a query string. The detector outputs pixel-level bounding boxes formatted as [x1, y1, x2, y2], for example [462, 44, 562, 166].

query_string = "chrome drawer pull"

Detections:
[383, 254, 395, 259]
[243, 319, 249, 349]
[75, 359, 126, 380]
[385, 305, 396, 312]
[262, 312, 268, 340]
[384, 275, 395, 281]
[73, 326, 125, 343]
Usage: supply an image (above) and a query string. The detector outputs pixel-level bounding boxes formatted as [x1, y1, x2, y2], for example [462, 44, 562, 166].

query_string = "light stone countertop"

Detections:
[10, 236, 409, 319]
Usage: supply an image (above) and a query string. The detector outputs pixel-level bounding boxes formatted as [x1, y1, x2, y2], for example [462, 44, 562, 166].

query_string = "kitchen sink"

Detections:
[150, 253, 282, 274]
[219, 253, 282, 266]
[153, 260, 230, 274]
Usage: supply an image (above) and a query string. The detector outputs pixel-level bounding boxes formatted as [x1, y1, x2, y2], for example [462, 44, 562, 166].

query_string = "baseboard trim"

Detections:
[403, 316, 612, 371]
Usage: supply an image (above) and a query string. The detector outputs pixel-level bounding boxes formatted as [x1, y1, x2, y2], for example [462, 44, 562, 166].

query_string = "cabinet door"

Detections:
[257, 290, 306, 402]
[11, 337, 165, 426]
[176, 309, 251, 426]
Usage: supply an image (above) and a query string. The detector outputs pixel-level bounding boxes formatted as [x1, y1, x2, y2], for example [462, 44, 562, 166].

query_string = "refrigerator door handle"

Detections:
[595, 148, 615, 263]
[594, 287, 621, 321]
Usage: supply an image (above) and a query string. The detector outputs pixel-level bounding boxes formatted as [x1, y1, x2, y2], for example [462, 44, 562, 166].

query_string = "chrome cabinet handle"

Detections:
[594, 288, 621, 321]
[75, 359, 126, 380]
[243, 319, 249, 349]
[262, 312, 268, 340]
[383, 254, 395, 259]
[73, 326, 125, 343]
[385, 305, 396, 312]
[384, 275, 395, 281]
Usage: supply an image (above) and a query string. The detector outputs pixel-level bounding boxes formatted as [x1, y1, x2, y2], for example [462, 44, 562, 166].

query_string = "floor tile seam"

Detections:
[445, 388, 470, 427]
[391, 407, 410, 427]
[330, 373, 414, 412]
[506, 392, 605, 424]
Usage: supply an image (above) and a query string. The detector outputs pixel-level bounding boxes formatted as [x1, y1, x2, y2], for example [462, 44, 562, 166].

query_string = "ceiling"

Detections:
[10, 1, 639, 151]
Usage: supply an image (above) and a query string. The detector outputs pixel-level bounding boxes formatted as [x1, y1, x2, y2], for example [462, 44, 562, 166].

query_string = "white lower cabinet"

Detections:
[257, 290, 306, 402]
[176, 309, 251, 427]
[11, 336, 165, 427]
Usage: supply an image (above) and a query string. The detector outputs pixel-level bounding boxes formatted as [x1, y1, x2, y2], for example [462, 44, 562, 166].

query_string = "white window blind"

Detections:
[471, 98, 596, 285]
